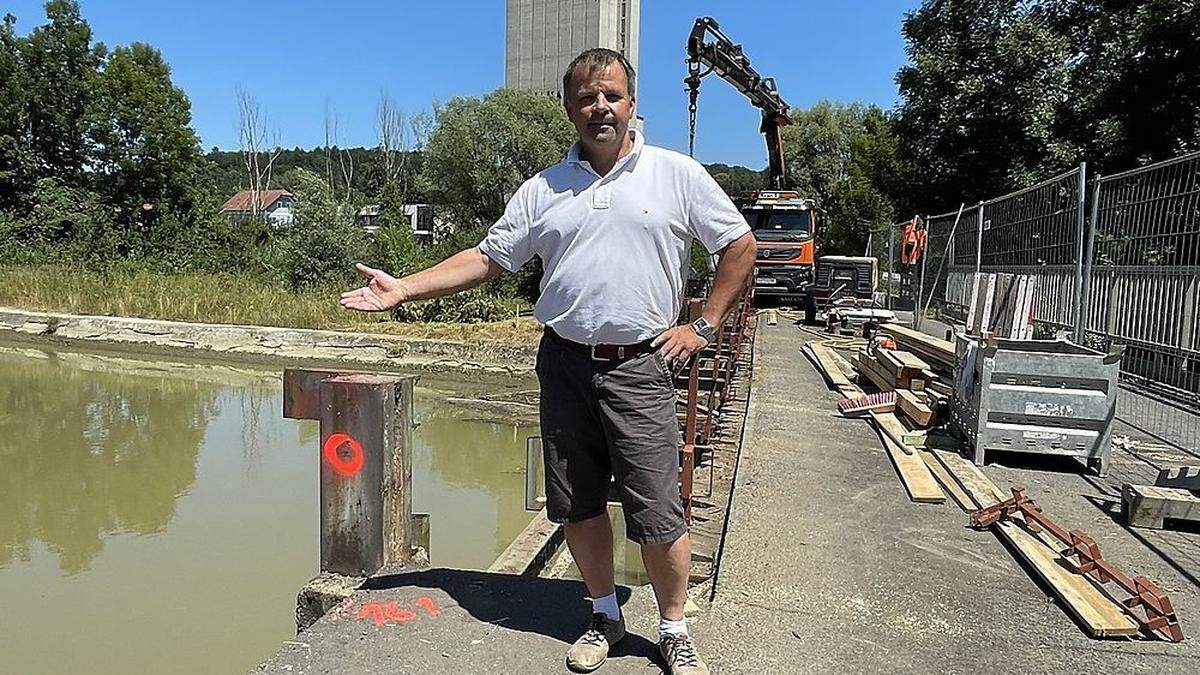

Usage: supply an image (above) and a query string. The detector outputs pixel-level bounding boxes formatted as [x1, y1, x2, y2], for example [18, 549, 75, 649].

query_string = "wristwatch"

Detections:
[690, 317, 716, 344]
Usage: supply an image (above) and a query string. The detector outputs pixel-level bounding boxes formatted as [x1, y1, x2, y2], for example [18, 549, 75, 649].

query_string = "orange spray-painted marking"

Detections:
[322, 432, 365, 477]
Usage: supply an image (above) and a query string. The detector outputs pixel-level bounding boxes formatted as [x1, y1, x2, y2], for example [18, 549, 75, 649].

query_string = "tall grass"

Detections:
[0, 265, 541, 345]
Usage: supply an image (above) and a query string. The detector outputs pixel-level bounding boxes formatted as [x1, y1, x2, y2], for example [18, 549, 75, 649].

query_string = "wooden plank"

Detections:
[877, 348, 929, 379]
[884, 324, 956, 367]
[929, 449, 1007, 506]
[932, 450, 1140, 637]
[896, 388, 934, 427]
[1001, 524, 1139, 637]
[891, 349, 931, 372]
[879, 433, 946, 503]
[918, 449, 972, 511]
[806, 343, 855, 390]
[489, 509, 564, 576]
[870, 411, 913, 453]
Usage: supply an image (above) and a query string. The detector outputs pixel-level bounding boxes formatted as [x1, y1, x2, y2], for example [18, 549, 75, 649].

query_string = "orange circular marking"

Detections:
[323, 432, 365, 477]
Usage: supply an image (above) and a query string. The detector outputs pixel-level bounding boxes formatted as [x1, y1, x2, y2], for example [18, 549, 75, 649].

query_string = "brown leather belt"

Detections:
[545, 328, 657, 361]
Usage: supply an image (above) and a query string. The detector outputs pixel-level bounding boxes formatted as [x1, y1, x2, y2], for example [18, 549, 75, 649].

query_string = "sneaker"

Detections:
[659, 633, 709, 675]
[566, 612, 626, 673]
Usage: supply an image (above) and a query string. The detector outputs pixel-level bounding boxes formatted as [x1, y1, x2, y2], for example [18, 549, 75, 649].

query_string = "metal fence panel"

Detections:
[868, 219, 912, 309]
[1082, 151, 1200, 452]
[978, 166, 1086, 332]
[917, 205, 977, 323]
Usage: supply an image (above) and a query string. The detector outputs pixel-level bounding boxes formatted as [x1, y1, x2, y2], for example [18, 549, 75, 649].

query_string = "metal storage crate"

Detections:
[950, 337, 1123, 476]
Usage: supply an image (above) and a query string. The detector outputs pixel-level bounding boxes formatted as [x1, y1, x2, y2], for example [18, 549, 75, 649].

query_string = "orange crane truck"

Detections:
[685, 16, 821, 322]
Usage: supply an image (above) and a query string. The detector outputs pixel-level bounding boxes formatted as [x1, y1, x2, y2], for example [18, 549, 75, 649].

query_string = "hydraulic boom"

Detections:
[685, 16, 792, 189]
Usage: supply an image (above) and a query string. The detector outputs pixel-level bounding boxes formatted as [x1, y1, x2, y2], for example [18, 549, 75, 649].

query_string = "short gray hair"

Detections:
[562, 48, 636, 100]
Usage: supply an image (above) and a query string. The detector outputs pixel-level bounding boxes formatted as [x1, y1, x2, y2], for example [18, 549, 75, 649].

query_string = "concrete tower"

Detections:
[505, 0, 640, 99]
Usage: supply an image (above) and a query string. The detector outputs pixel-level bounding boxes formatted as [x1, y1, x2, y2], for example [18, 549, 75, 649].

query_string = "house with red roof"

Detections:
[220, 189, 295, 225]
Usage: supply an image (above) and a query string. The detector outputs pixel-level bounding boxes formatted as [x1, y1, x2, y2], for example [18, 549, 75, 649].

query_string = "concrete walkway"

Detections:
[259, 321, 1200, 673]
[694, 322, 1200, 673]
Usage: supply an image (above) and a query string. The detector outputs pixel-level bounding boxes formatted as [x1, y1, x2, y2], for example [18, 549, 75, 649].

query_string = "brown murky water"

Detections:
[0, 344, 540, 674]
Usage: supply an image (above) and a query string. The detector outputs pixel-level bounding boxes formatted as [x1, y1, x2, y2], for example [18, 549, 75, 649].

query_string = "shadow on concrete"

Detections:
[363, 568, 662, 662]
[1080, 492, 1200, 590]
[985, 450, 1100, 476]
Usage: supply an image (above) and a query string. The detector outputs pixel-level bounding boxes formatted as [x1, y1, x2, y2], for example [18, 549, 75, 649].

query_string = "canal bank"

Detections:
[0, 306, 536, 381]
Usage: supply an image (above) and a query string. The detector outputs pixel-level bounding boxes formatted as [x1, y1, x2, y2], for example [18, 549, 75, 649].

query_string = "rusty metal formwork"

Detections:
[972, 486, 1184, 643]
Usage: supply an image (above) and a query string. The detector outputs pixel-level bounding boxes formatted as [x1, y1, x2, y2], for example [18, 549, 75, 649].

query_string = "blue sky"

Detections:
[7, 0, 921, 169]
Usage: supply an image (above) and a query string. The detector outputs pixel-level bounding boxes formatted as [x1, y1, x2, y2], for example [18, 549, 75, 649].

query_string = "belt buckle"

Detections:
[589, 344, 626, 361]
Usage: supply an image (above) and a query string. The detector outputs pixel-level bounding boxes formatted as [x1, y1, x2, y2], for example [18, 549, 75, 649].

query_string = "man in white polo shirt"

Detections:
[340, 48, 755, 675]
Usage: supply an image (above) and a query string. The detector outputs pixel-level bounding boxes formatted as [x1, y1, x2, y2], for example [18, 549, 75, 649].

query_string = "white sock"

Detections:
[592, 592, 620, 621]
[658, 617, 688, 640]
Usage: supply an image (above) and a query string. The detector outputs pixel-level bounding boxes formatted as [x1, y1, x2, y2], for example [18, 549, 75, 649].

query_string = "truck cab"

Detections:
[741, 191, 820, 319]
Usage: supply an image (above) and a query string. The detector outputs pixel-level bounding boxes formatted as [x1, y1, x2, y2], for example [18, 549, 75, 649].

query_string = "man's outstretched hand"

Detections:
[340, 263, 406, 312]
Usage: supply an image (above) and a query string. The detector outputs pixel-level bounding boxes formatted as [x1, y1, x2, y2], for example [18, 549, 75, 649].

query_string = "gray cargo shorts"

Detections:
[536, 329, 687, 546]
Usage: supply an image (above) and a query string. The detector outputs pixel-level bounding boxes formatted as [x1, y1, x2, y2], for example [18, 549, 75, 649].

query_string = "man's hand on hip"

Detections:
[340, 263, 407, 312]
[652, 325, 709, 366]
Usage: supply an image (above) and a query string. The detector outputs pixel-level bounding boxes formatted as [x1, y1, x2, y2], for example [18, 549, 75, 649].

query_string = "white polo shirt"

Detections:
[478, 130, 750, 345]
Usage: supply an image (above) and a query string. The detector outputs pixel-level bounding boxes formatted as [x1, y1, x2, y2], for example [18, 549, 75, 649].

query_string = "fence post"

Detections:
[975, 201, 984, 277]
[1073, 162, 1089, 343]
[1082, 175, 1103, 342]
[915, 215, 928, 329]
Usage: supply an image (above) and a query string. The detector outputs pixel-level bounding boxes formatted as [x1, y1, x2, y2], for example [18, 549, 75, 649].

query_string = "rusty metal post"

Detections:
[284, 369, 418, 577]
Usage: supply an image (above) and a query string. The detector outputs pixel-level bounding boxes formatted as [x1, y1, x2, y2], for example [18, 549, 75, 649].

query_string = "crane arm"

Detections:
[685, 16, 792, 189]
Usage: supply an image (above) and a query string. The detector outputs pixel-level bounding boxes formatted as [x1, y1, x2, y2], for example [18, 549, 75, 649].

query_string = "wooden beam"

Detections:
[917, 449, 972, 510]
[879, 433, 946, 503]
[489, 509, 564, 576]
[877, 348, 929, 380]
[883, 324, 955, 367]
[855, 349, 899, 390]
[807, 341, 945, 504]
[896, 389, 934, 427]
[930, 450, 1140, 638]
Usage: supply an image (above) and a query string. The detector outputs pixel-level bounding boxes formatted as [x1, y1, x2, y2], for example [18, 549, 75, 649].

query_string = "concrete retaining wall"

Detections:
[0, 307, 535, 378]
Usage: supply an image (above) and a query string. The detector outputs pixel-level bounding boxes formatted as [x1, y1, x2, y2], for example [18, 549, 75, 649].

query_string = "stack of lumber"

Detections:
[804, 340, 945, 504]
[805, 337, 1146, 640]
[881, 324, 955, 371]
[853, 343, 940, 429]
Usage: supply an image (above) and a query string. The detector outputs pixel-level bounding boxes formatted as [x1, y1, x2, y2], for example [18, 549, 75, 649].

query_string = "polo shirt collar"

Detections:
[566, 128, 644, 177]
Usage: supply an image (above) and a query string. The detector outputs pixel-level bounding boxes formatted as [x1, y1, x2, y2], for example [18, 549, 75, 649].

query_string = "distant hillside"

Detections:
[204, 147, 425, 202]
[206, 147, 760, 201]
[704, 162, 767, 195]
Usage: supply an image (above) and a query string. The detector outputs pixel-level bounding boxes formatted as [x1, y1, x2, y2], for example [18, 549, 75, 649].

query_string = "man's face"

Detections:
[564, 63, 635, 150]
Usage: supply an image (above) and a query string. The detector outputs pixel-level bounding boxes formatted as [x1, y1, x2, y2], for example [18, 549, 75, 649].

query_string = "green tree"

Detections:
[780, 102, 900, 254]
[0, 14, 30, 212]
[283, 168, 369, 290]
[895, 0, 1073, 211]
[1045, 0, 1200, 171]
[418, 88, 575, 232]
[19, 0, 105, 185]
[705, 163, 764, 196]
[91, 42, 211, 254]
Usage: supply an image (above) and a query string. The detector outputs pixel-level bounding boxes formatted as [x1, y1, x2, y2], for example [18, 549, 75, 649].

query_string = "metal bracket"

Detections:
[971, 486, 1184, 642]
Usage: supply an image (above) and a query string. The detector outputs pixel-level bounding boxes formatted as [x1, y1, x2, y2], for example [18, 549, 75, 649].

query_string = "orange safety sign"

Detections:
[900, 217, 926, 265]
